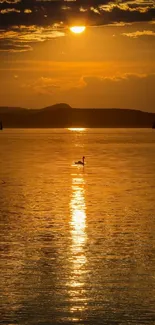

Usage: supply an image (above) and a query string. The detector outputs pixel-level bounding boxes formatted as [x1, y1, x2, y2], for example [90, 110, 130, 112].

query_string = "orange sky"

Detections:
[0, 1, 155, 111]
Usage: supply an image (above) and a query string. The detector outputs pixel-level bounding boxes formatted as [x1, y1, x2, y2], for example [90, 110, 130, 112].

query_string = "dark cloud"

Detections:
[0, 0, 155, 51]
[0, 25, 65, 52]
[0, 0, 155, 28]
[0, 42, 32, 52]
[64, 73, 155, 111]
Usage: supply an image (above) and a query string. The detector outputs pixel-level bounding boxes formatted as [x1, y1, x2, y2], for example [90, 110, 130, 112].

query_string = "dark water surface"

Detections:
[0, 128, 155, 325]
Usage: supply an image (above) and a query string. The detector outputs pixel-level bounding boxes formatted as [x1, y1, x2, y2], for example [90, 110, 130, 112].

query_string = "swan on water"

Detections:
[75, 156, 85, 166]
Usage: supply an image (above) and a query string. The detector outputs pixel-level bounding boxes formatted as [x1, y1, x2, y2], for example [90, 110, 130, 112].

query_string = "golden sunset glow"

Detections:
[0, 0, 155, 112]
[1, 0, 155, 324]
[70, 26, 86, 34]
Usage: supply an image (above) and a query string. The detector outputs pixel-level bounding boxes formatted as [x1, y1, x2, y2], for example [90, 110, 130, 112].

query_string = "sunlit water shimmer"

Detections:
[0, 128, 155, 325]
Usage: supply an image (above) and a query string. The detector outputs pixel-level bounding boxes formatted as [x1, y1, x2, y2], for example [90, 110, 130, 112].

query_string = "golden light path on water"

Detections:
[68, 172, 88, 320]
[68, 128, 86, 132]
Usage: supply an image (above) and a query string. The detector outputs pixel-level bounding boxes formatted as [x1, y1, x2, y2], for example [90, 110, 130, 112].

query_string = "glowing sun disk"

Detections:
[70, 26, 86, 34]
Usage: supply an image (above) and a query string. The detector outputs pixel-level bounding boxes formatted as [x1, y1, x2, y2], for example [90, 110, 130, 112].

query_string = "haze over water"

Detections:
[0, 128, 155, 325]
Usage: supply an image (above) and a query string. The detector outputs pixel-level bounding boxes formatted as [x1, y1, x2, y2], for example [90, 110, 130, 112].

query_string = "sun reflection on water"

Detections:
[68, 128, 86, 132]
[68, 173, 88, 318]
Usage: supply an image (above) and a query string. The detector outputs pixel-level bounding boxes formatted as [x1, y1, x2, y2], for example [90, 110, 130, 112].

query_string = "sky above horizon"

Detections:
[0, 0, 155, 112]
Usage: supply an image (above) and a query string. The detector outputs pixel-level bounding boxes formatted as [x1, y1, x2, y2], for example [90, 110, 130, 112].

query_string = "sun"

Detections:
[70, 26, 86, 34]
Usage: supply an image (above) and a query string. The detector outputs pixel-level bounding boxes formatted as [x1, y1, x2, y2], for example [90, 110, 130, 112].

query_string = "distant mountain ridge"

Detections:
[0, 103, 155, 128]
[0, 106, 27, 114]
[42, 103, 72, 111]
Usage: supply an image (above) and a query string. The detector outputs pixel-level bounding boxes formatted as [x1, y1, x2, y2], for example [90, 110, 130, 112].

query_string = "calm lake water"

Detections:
[0, 128, 155, 325]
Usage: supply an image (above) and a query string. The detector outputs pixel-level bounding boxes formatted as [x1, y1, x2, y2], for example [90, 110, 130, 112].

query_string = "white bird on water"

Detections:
[75, 156, 85, 166]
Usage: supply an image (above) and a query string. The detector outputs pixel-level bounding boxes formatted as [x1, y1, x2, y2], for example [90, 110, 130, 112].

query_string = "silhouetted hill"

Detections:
[0, 104, 155, 128]
[42, 103, 72, 111]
